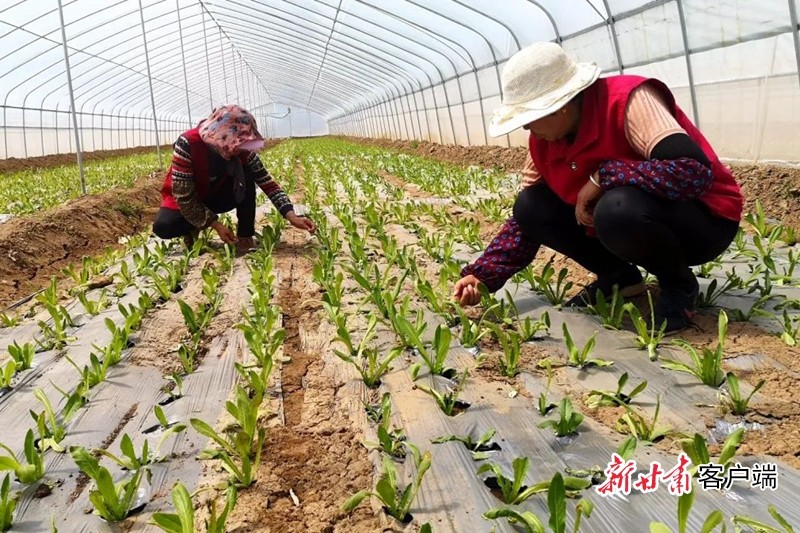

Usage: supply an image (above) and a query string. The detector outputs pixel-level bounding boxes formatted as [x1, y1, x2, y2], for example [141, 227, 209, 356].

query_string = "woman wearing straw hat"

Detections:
[453, 42, 742, 332]
[153, 105, 315, 252]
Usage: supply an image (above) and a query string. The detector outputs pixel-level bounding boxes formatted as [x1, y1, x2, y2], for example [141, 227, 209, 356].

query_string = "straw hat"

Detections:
[488, 42, 601, 137]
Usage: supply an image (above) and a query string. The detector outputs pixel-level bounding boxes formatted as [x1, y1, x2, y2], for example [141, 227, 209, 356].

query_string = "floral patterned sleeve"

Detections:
[597, 158, 714, 201]
[461, 218, 540, 293]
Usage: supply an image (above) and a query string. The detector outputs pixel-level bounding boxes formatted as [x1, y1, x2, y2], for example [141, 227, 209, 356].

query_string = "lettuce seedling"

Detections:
[615, 395, 671, 445]
[563, 323, 612, 368]
[539, 398, 584, 437]
[680, 429, 744, 476]
[7, 341, 35, 372]
[150, 483, 237, 533]
[0, 430, 45, 484]
[732, 505, 796, 533]
[342, 450, 432, 523]
[0, 362, 14, 389]
[662, 311, 727, 387]
[0, 473, 17, 531]
[70, 446, 146, 522]
[30, 388, 67, 453]
[624, 293, 666, 361]
[432, 428, 499, 461]
[416, 369, 469, 416]
[587, 286, 626, 330]
[586, 372, 648, 409]
[722, 372, 764, 416]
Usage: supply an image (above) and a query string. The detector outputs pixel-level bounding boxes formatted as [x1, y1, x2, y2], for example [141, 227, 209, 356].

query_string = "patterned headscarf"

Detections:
[199, 105, 263, 160]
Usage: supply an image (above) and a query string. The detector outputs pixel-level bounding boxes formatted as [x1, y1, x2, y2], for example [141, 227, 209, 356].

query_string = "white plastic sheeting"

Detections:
[0, 0, 798, 161]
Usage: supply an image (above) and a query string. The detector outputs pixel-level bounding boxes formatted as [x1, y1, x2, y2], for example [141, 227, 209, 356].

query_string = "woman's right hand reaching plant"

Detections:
[210, 221, 238, 244]
[453, 275, 482, 306]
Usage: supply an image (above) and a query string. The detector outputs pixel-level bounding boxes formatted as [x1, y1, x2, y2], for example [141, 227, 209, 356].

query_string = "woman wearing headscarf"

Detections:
[153, 105, 315, 250]
[453, 42, 742, 332]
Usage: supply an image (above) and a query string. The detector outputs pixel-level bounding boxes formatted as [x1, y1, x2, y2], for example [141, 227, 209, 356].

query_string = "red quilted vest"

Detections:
[528, 76, 743, 222]
[160, 127, 249, 210]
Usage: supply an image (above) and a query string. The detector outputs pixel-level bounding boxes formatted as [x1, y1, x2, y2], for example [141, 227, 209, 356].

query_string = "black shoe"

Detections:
[565, 265, 645, 308]
[653, 275, 699, 333]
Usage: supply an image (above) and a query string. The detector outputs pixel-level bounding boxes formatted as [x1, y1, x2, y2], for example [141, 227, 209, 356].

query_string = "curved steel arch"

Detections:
[209, 0, 455, 114]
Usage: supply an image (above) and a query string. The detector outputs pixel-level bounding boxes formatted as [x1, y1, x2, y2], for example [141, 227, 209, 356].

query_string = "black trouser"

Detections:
[152, 174, 257, 239]
[512, 184, 739, 288]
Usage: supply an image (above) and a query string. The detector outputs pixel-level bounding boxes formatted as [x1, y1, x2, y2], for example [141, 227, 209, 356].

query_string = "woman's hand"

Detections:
[453, 275, 482, 306]
[286, 211, 316, 234]
[575, 172, 603, 227]
[210, 221, 238, 244]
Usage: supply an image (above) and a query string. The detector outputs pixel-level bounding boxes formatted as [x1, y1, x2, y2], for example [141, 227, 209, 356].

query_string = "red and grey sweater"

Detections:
[161, 127, 292, 228]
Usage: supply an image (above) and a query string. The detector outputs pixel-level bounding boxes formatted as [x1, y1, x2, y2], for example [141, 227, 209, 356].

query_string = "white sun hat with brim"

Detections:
[488, 42, 601, 137]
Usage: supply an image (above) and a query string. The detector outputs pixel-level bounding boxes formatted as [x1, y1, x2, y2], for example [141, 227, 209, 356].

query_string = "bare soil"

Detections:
[0, 173, 162, 308]
[0, 145, 172, 174]
[223, 228, 381, 533]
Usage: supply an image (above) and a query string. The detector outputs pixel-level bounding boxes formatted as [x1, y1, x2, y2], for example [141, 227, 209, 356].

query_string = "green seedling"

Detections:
[364, 392, 392, 425]
[732, 505, 796, 533]
[484, 472, 595, 533]
[0, 313, 20, 329]
[163, 373, 185, 402]
[616, 435, 638, 461]
[77, 289, 109, 316]
[696, 278, 738, 308]
[661, 311, 728, 387]
[0, 429, 45, 484]
[586, 372, 648, 408]
[478, 456, 538, 505]
[415, 276, 455, 323]
[649, 488, 726, 533]
[36, 278, 60, 307]
[144, 263, 183, 301]
[539, 398, 585, 437]
[51, 380, 89, 422]
[0, 474, 17, 532]
[70, 446, 146, 522]
[779, 310, 800, 346]
[518, 311, 551, 342]
[615, 395, 671, 445]
[192, 420, 265, 488]
[432, 428, 498, 461]
[722, 372, 764, 416]
[452, 305, 490, 349]
[538, 362, 557, 416]
[30, 388, 67, 453]
[36, 303, 76, 350]
[100, 434, 152, 471]
[150, 483, 237, 533]
[726, 294, 773, 322]
[366, 417, 409, 460]
[7, 341, 35, 372]
[0, 362, 14, 389]
[533, 261, 573, 307]
[563, 323, 613, 369]
[176, 343, 198, 375]
[680, 428, 744, 476]
[490, 325, 523, 377]
[342, 450, 432, 523]
[66, 353, 108, 391]
[409, 324, 454, 380]
[587, 286, 626, 329]
[415, 369, 469, 416]
[337, 342, 402, 389]
[177, 299, 211, 339]
[624, 295, 667, 361]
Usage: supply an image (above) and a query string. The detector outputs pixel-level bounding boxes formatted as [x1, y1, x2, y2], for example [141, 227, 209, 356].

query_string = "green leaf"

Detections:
[484, 508, 546, 533]
[768, 505, 795, 533]
[700, 510, 725, 533]
[677, 489, 695, 533]
[649, 524, 672, 533]
[548, 473, 566, 533]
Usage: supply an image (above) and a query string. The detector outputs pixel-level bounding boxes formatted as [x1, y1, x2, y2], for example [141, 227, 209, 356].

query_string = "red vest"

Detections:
[529, 76, 742, 222]
[160, 128, 249, 210]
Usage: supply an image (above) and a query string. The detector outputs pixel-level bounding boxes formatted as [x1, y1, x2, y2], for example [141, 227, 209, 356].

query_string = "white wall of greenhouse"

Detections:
[0, 0, 798, 162]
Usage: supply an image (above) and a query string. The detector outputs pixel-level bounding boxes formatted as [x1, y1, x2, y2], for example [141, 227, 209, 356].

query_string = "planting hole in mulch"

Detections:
[484, 476, 527, 502]
[472, 441, 502, 453]
[382, 507, 413, 525]
[448, 400, 470, 416]
[157, 395, 180, 406]
[440, 367, 458, 380]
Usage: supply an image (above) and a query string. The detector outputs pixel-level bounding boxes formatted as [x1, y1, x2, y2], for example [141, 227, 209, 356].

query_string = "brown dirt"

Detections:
[344, 136, 800, 236]
[130, 256, 215, 375]
[222, 227, 381, 533]
[0, 173, 162, 309]
[0, 145, 171, 174]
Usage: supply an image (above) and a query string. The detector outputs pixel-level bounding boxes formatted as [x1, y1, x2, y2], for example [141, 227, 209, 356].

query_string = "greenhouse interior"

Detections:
[0, 0, 799, 532]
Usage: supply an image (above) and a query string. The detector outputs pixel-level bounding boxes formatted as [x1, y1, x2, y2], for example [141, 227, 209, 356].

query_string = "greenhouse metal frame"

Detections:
[1, 0, 799, 168]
